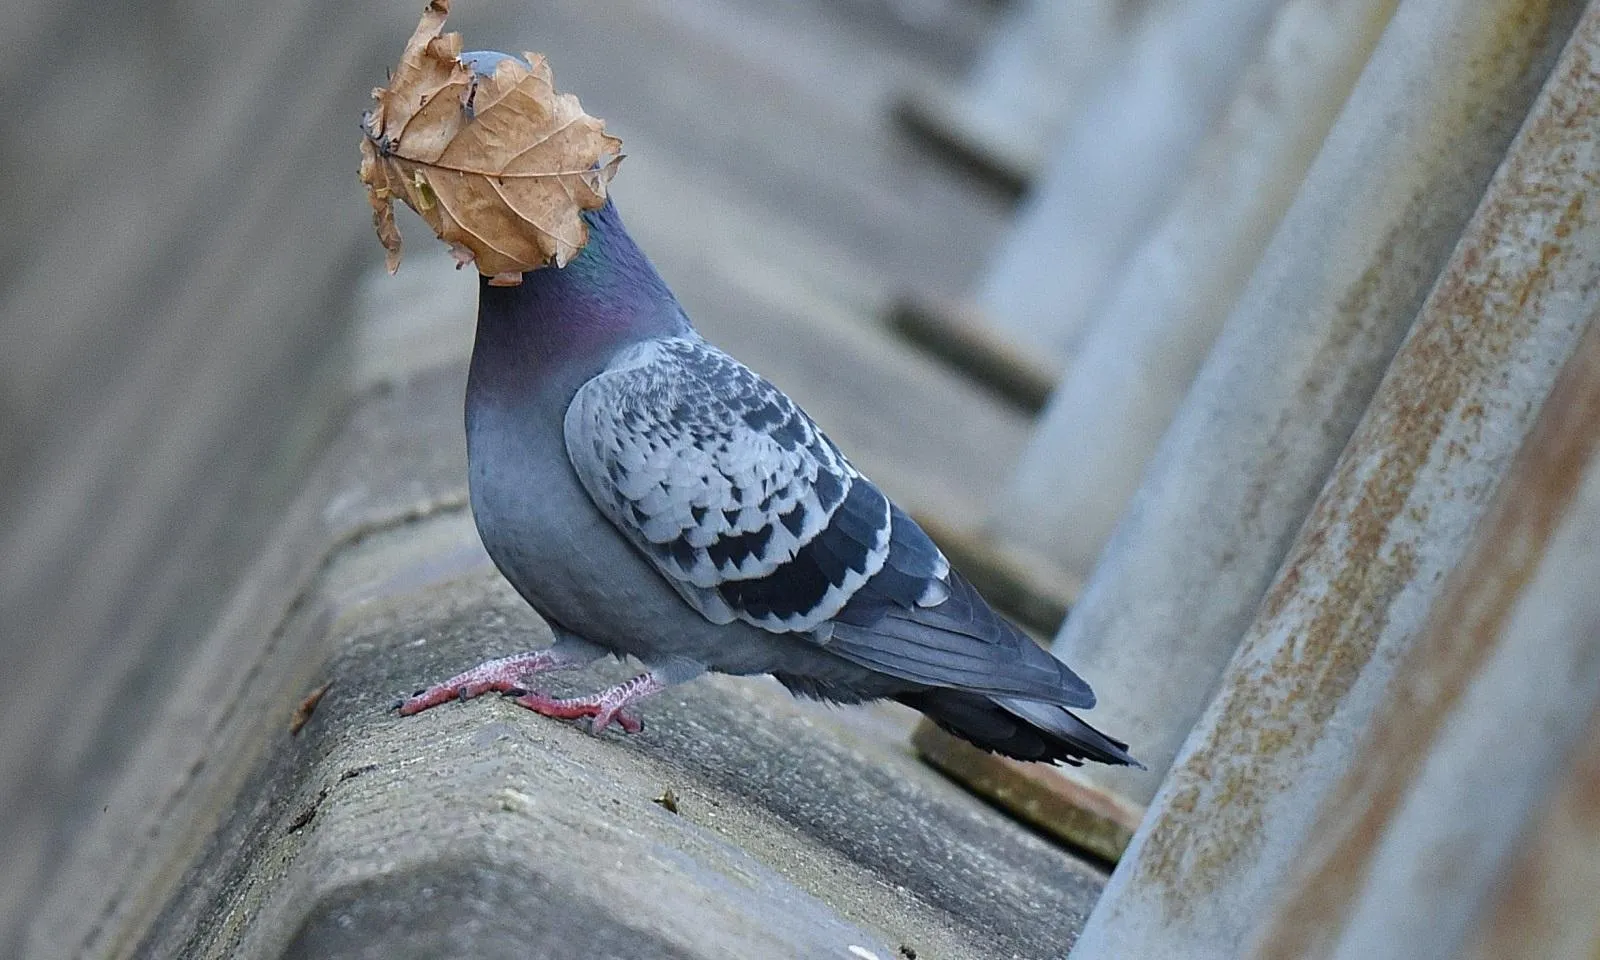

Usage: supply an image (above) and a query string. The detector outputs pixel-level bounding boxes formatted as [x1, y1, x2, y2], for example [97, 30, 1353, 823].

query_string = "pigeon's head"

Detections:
[459, 50, 527, 77]
[459, 49, 618, 236]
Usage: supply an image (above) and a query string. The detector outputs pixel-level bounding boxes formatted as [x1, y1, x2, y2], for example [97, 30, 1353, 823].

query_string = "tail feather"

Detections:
[899, 688, 1142, 767]
[994, 697, 1142, 767]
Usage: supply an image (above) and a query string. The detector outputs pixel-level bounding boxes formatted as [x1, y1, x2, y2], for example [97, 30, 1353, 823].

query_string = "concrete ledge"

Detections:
[47, 364, 1108, 959]
[29, 366, 471, 960]
[885, 295, 1057, 414]
[914, 723, 1141, 865]
[150, 520, 907, 959]
[891, 91, 1035, 202]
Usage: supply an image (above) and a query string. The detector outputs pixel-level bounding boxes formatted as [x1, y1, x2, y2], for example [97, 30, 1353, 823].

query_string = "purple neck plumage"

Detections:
[471, 199, 691, 401]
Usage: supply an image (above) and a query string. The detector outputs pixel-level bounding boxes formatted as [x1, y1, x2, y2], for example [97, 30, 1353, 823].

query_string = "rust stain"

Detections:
[1253, 18, 1600, 956]
[1254, 318, 1600, 958]
[1233, 0, 1575, 594]
[1132, 0, 1600, 933]
[1460, 703, 1600, 958]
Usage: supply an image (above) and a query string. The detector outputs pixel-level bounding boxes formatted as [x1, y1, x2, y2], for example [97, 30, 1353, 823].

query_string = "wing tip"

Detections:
[899, 690, 1140, 767]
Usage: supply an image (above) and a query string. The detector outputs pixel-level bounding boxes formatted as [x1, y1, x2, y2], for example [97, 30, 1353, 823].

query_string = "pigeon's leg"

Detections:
[508, 657, 704, 735]
[396, 629, 606, 716]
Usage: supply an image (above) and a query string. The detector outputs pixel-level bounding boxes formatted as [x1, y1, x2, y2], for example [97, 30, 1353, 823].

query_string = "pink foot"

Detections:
[397, 650, 578, 716]
[508, 691, 644, 734]
[506, 672, 667, 735]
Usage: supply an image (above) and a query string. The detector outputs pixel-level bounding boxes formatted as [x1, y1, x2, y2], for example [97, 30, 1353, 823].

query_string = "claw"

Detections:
[590, 699, 645, 735]
[594, 706, 645, 735]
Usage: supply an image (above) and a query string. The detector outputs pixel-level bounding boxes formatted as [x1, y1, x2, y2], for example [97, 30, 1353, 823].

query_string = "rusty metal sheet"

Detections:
[991, 0, 1399, 580]
[1047, 0, 1585, 827]
[1067, 1, 1600, 956]
[1251, 315, 1600, 960]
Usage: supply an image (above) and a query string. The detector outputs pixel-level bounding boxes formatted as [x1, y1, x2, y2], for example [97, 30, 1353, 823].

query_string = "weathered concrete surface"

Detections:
[1046, 0, 1584, 809]
[884, 296, 1060, 413]
[0, 1, 390, 953]
[971, 0, 1289, 367]
[1070, 4, 1600, 949]
[990, 0, 1398, 579]
[1459, 699, 1600, 960]
[27, 369, 471, 960]
[894, 0, 1150, 193]
[141, 519, 907, 960]
[1246, 299, 1600, 960]
[3, 1, 1032, 955]
[45, 367, 1107, 960]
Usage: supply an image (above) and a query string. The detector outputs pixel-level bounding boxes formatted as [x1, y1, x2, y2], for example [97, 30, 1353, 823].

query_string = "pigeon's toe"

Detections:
[505, 689, 644, 734]
[397, 649, 584, 716]
[397, 674, 517, 715]
[505, 671, 667, 735]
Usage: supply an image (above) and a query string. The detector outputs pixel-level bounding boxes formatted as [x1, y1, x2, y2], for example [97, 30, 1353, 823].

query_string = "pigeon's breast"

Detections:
[465, 398, 793, 673]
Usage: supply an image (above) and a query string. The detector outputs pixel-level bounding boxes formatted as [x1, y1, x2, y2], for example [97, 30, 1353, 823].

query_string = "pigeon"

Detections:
[396, 74, 1135, 767]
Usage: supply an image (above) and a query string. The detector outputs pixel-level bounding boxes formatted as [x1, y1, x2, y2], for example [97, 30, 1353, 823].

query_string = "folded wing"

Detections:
[565, 336, 1091, 706]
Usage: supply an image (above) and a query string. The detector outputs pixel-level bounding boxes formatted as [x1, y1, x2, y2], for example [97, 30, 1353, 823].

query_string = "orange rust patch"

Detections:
[1254, 315, 1600, 958]
[1135, 0, 1600, 931]
[1253, 17, 1600, 954]
[911, 721, 1140, 864]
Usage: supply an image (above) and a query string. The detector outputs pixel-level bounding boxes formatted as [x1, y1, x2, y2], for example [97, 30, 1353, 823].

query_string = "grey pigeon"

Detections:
[398, 63, 1136, 766]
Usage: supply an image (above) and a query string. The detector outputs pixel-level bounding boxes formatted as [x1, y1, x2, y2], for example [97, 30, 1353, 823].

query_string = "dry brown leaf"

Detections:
[289, 680, 332, 736]
[359, 0, 622, 285]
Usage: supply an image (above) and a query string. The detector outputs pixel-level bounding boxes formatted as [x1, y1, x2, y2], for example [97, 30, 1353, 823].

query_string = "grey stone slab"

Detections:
[5, 0, 1041, 954]
[136, 518, 1104, 960]
[279, 861, 703, 960]
[23, 368, 472, 960]
[0, 0, 398, 950]
[44, 366, 1105, 960]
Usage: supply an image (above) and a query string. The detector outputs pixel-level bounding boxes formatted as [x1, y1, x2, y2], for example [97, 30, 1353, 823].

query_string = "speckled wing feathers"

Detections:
[565, 337, 894, 632]
[563, 336, 1104, 712]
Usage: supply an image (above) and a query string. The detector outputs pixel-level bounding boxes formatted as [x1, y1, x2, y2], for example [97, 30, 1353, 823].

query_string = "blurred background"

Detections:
[5, 0, 1598, 956]
[0, 1, 1038, 951]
